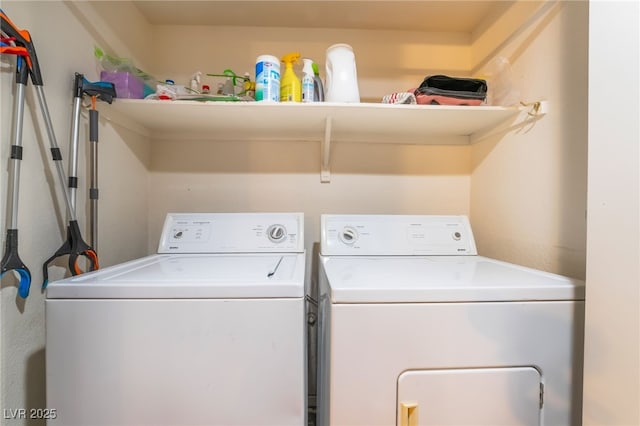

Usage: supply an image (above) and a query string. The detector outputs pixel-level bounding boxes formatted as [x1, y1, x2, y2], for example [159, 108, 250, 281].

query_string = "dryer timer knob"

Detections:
[339, 226, 359, 245]
[267, 224, 287, 243]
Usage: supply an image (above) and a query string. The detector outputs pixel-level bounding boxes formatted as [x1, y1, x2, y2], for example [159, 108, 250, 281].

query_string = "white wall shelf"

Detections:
[79, 0, 549, 182]
[102, 99, 522, 182]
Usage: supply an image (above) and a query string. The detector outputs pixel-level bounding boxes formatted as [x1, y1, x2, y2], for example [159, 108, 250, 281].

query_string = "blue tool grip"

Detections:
[16, 268, 31, 298]
[81, 77, 116, 103]
[1, 229, 32, 298]
[0, 268, 31, 298]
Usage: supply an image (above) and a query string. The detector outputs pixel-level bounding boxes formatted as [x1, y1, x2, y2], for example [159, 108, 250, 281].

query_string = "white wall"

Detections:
[0, 2, 151, 423]
[470, 1, 588, 280]
[583, 1, 640, 424]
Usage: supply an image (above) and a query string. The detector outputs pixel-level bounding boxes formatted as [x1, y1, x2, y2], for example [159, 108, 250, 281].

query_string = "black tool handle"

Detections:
[90, 109, 99, 141]
[83, 80, 116, 104]
[1, 229, 31, 298]
[42, 227, 72, 289]
[67, 220, 99, 275]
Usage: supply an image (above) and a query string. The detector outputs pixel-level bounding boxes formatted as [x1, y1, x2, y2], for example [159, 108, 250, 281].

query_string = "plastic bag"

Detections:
[94, 47, 156, 97]
[482, 56, 520, 106]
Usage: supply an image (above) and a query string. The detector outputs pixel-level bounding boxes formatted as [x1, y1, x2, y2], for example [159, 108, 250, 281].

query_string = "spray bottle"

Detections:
[302, 58, 315, 103]
[280, 52, 301, 102]
[312, 62, 325, 102]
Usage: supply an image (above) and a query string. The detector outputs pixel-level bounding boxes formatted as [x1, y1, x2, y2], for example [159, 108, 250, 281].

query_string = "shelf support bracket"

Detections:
[469, 100, 548, 144]
[321, 116, 332, 183]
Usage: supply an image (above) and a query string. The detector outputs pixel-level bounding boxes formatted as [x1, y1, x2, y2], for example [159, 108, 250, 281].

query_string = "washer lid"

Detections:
[46, 253, 305, 299]
[321, 255, 584, 303]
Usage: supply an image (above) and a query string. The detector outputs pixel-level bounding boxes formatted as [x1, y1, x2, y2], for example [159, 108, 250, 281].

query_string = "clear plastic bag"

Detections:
[94, 47, 156, 96]
[482, 56, 520, 106]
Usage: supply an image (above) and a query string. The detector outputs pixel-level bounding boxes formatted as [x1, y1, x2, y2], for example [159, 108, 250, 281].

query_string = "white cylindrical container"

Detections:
[325, 44, 360, 102]
[255, 55, 280, 102]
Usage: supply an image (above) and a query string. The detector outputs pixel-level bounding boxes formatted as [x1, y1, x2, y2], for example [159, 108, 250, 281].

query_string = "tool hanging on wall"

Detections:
[84, 76, 116, 250]
[0, 10, 99, 297]
[42, 74, 114, 288]
[0, 33, 32, 298]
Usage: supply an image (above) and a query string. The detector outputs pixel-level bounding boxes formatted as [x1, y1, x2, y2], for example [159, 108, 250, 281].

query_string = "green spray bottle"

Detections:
[280, 52, 301, 102]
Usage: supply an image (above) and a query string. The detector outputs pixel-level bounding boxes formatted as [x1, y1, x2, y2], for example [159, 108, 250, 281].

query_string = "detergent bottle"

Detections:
[325, 43, 360, 102]
[280, 52, 301, 102]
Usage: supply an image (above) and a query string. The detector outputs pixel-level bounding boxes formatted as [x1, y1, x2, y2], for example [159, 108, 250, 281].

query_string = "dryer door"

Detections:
[397, 367, 541, 426]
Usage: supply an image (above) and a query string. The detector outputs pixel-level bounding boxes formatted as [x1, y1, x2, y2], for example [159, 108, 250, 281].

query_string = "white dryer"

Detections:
[317, 214, 584, 426]
[46, 212, 306, 426]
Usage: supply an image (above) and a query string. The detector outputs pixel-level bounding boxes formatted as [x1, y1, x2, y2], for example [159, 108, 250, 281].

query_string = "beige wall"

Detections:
[470, 1, 588, 280]
[148, 142, 472, 284]
[0, 2, 151, 421]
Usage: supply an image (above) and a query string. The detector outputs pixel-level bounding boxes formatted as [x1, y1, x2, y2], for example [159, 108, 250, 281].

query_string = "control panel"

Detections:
[158, 213, 304, 253]
[321, 215, 477, 256]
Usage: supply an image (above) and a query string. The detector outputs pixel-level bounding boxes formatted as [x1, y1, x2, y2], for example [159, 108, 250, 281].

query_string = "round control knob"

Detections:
[452, 231, 462, 241]
[339, 226, 359, 245]
[267, 224, 287, 243]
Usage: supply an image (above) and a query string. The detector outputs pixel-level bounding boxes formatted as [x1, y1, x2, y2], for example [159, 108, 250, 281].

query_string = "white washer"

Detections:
[46, 212, 306, 426]
[317, 214, 585, 426]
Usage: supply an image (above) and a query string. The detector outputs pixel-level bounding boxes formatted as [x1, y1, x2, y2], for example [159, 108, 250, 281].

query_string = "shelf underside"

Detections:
[104, 100, 520, 145]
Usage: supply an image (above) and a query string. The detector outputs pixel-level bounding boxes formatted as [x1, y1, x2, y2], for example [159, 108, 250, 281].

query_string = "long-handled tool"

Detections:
[0, 41, 31, 298]
[41, 73, 95, 288]
[83, 77, 116, 250]
[1, 10, 98, 295]
[41, 74, 114, 287]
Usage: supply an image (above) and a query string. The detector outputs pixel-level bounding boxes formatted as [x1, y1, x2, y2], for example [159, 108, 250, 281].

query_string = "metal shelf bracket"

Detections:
[469, 100, 548, 144]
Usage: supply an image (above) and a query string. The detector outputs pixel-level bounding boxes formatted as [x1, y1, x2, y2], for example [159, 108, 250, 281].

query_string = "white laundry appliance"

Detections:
[46, 212, 306, 426]
[317, 214, 584, 426]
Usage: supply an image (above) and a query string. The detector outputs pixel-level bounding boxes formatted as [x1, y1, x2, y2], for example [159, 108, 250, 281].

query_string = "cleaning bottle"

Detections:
[302, 58, 315, 103]
[312, 62, 325, 102]
[280, 52, 301, 102]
